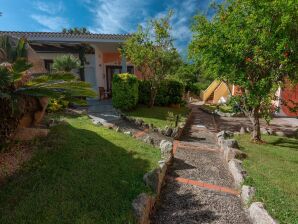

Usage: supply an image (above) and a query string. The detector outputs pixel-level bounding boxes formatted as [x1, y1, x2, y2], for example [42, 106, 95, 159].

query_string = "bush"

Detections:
[138, 79, 184, 106]
[112, 73, 139, 111]
[47, 98, 69, 113]
[138, 80, 151, 105]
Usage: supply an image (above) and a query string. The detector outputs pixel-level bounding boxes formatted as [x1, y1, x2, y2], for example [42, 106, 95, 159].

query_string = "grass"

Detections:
[235, 134, 298, 224]
[125, 105, 189, 128]
[203, 104, 233, 113]
[0, 115, 160, 224]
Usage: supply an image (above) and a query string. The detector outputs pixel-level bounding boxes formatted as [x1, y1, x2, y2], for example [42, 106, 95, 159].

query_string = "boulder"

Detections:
[261, 127, 274, 135]
[275, 131, 285, 137]
[224, 147, 247, 163]
[160, 140, 173, 164]
[240, 127, 246, 134]
[171, 128, 178, 138]
[144, 136, 154, 145]
[224, 139, 239, 149]
[228, 159, 247, 188]
[124, 131, 132, 136]
[248, 202, 277, 224]
[132, 193, 155, 224]
[143, 168, 160, 193]
[216, 130, 234, 139]
[164, 126, 173, 137]
[13, 127, 49, 141]
[241, 185, 256, 206]
[19, 113, 33, 128]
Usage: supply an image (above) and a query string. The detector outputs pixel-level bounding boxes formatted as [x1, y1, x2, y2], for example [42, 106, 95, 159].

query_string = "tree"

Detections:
[52, 55, 80, 72]
[62, 28, 90, 34]
[189, 0, 298, 142]
[124, 11, 181, 107]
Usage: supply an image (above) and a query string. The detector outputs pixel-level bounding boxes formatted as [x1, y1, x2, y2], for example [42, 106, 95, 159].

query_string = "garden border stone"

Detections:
[216, 130, 277, 224]
[128, 106, 192, 224]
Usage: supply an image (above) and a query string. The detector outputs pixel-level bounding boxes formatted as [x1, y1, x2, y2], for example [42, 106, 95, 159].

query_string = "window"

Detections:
[44, 59, 53, 73]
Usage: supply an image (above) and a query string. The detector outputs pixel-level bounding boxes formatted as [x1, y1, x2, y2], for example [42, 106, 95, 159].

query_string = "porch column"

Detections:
[90, 44, 104, 99]
[121, 51, 127, 73]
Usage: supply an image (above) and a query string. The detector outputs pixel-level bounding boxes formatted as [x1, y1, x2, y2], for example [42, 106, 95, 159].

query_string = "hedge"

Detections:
[112, 73, 139, 111]
[138, 79, 184, 106]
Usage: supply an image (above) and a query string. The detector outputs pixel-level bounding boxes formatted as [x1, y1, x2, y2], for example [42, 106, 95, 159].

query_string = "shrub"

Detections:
[112, 73, 138, 111]
[138, 80, 151, 105]
[138, 79, 184, 106]
[47, 98, 69, 113]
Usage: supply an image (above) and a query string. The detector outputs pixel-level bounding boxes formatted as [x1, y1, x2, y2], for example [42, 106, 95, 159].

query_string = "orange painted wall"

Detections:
[281, 83, 298, 117]
[103, 52, 121, 64]
[102, 52, 143, 79]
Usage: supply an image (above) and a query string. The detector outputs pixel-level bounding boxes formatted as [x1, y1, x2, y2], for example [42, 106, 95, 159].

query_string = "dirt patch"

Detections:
[0, 142, 34, 185]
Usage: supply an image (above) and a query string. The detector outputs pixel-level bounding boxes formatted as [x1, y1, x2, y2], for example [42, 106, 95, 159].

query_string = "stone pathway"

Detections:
[151, 105, 251, 224]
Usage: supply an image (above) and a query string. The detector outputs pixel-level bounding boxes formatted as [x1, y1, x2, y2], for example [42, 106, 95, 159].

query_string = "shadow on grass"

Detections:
[268, 137, 298, 151]
[0, 122, 154, 224]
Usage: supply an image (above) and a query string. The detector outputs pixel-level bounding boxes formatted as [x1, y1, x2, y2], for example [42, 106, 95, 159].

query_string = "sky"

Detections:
[0, 0, 217, 56]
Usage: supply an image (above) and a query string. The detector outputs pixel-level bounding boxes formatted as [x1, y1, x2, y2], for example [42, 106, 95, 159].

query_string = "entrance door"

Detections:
[106, 66, 121, 94]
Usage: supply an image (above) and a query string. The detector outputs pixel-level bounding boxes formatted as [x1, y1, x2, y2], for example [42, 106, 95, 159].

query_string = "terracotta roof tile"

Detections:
[0, 31, 131, 42]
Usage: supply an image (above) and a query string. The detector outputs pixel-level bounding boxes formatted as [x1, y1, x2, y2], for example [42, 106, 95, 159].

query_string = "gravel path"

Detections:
[151, 106, 251, 224]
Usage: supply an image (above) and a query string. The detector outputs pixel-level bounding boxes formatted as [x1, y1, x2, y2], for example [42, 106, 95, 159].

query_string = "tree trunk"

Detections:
[250, 107, 262, 142]
[149, 87, 157, 108]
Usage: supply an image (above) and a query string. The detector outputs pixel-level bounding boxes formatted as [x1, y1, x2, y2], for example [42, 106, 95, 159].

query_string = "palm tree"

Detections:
[52, 55, 80, 72]
[0, 36, 96, 147]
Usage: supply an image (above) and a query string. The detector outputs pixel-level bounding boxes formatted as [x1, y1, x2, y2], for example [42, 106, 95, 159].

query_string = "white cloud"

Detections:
[31, 15, 69, 31]
[34, 1, 65, 14]
[85, 0, 150, 34]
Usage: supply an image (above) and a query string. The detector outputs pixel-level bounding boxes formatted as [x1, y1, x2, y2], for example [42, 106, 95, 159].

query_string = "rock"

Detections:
[143, 123, 149, 129]
[160, 140, 173, 164]
[149, 123, 154, 129]
[267, 128, 274, 135]
[144, 136, 154, 145]
[143, 168, 160, 193]
[240, 127, 246, 134]
[246, 127, 251, 133]
[217, 130, 234, 139]
[228, 159, 247, 188]
[124, 131, 132, 136]
[13, 127, 49, 141]
[261, 127, 274, 135]
[223, 147, 247, 163]
[164, 126, 173, 137]
[19, 113, 33, 128]
[153, 128, 159, 132]
[171, 128, 178, 137]
[248, 202, 277, 224]
[160, 128, 166, 135]
[135, 119, 143, 126]
[103, 123, 114, 129]
[132, 193, 155, 224]
[224, 139, 239, 149]
[241, 185, 256, 205]
[115, 127, 121, 132]
[275, 131, 285, 137]
[218, 136, 225, 149]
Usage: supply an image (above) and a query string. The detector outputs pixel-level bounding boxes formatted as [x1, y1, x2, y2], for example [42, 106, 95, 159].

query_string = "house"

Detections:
[0, 31, 143, 97]
[201, 80, 298, 117]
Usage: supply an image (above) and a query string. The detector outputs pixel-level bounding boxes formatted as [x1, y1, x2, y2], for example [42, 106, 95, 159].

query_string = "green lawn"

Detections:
[202, 104, 233, 113]
[235, 134, 298, 224]
[125, 105, 189, 128]
[0, 115, 160, 224]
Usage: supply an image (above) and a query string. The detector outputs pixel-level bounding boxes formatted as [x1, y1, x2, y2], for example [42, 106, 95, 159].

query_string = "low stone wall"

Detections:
[132, 140, 173, 224]
[216, 130, 278, 224]
[118, 110, 192, 139]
